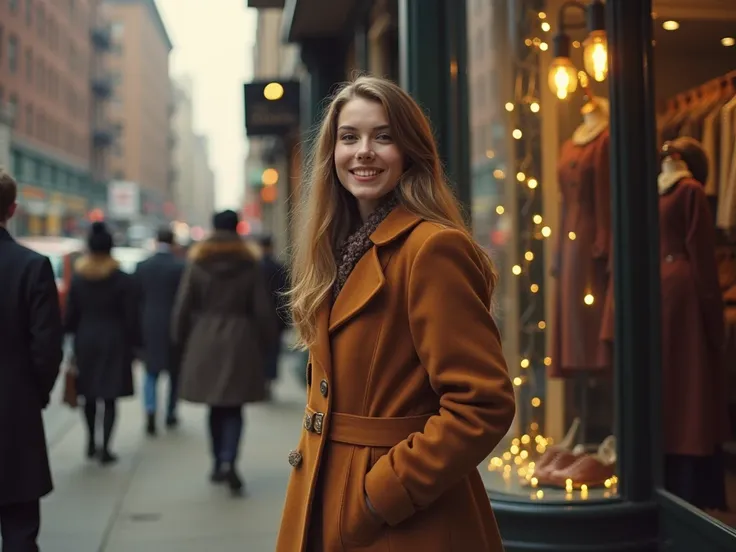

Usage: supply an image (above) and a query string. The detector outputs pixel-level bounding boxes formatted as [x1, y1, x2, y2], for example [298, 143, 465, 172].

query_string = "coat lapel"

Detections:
[328, 205, 423, 335]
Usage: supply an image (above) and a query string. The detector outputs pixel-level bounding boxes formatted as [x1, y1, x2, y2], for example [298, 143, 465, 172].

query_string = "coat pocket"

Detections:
[339, 446, 386, 547]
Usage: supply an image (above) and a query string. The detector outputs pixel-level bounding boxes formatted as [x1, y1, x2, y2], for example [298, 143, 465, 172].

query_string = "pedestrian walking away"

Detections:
[172, 209, 279, 496]
[0, 168, 64, 552]
[134, 227, 186, 435]
[64, 222, 140, 466]
[276, 75, 516, 552]
[259, 234, 290, 400]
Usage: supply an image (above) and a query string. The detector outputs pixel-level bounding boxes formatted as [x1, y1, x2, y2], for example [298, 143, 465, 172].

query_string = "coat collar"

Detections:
[0, 227, 12, 242]
[328, 205, 422, 334]
[311, 206, 423, 379]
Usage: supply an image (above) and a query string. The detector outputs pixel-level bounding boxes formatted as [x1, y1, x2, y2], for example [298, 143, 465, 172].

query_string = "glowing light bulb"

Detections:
[538, 321, 546, 330]
[722, 37, 735, 47]
[541, 226, 551, 237]
[527, 178, 538, 189]
[517, 171, 526, 182]
[533, 214, 542, 224]
[525, 251, 534, 261]
[505, 102, 515, 111]
[544, 356, 552, 366]
[539, 42, 549, 52]
[583, 30, 609, 82]
[568, 231, 576, 240]
[531, 397, 542, 408]
[530, 102, 540, 113]
[541, 22, 550, 32]
[513, 377, 523, 386]
[538, 12, 546, 19]
[662, 20, 679, 31]
[512, 129, 523, 139]
[584, 293, 595, 305]
[548, 57, 578, 100]
[530, 284, 539, 293]
[496, 205, 505, 215]
[520, 358, 530, 368]
[512, 265, 522, 275]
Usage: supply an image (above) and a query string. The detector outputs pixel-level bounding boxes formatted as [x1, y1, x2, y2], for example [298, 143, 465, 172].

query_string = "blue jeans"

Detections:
[208, 406, 244, 465]
[144, 370, 178, 418]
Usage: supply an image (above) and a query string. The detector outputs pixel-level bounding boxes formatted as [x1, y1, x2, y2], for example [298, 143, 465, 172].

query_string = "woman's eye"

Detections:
[376, 133, 392, 141]
[340, 134, 356, 141]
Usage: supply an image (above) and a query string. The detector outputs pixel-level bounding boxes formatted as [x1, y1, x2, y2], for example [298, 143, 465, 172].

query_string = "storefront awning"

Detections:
[282, 0, 357, 42]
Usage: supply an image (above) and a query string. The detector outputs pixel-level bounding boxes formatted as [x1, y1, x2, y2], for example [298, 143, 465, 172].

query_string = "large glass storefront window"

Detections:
[468, 0, 619, 504]
[468, 0, 736, 528]
[649, 2, 736, 529]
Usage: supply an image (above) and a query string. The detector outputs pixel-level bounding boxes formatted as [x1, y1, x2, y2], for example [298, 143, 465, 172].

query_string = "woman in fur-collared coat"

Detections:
[65, 222, 139, 465]
[172, 210, 278, 495]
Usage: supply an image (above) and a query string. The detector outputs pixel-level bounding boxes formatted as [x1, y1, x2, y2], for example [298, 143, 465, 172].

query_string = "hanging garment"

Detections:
[550, 128, 612, 378]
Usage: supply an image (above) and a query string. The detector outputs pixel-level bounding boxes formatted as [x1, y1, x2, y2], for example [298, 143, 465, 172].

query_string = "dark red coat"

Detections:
[659, 177, 730, 455]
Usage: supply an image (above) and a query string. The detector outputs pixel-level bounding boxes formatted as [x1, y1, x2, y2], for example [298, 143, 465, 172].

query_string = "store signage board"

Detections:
[108, 180, 141, 220]
[244, 81, 300, 137]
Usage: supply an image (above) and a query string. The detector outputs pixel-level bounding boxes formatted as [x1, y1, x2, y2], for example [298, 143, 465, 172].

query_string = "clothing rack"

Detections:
[660, 70, 736, 113]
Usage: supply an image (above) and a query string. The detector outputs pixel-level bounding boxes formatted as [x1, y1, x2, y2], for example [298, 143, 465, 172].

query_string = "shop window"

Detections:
[648, 5, 736, 529]
[468, 0, 619, 505]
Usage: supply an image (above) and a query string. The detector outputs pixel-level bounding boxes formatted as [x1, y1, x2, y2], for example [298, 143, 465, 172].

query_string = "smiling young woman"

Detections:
[277, 75, 516, 552]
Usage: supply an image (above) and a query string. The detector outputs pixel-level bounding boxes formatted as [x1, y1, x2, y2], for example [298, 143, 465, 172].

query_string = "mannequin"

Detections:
[550, 95, 612, 380]
[658, 136, 730, 510]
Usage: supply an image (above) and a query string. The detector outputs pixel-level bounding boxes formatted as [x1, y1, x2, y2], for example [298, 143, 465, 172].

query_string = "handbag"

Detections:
[62, 365, 78, 409]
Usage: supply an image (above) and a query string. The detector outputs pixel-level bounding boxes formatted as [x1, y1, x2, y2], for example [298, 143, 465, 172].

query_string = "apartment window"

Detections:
[25, 104, 33, 135]
[8, 35, 18, 74]
[25, 48, 32, 83]
[9, 94, 18, 129]
[37, 60, 44, 93]
[25, 0, 32, 26]
[0, 26, 3, 68]
[36, 111, 45, 141]
[69, 43, 76, 72]
[10, 0, 19, 14]
[36, 5, 44, 38]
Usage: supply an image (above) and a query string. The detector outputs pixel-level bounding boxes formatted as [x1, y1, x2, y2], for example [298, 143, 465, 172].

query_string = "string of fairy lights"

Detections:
[486, 1, 618, 500]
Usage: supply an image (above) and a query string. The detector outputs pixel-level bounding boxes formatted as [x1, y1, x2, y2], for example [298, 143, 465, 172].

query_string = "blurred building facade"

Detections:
[170, 76, 215, 233]
[103, 0, 174, 226]
[0, 0, 112, 236]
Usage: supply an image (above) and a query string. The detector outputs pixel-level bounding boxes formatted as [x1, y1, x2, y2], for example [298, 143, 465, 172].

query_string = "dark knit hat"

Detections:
[661, 137, 709, 185]
[88, 221, 113, 253]
[212, 209, 239, 232]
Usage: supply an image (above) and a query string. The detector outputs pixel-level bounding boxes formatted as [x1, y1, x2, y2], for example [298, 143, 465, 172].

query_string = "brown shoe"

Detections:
[535, 449, 584, 484]
[547, 435, 617, 489]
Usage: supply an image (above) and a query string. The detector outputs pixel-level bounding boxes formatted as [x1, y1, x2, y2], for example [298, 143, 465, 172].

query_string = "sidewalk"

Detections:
[39, 358, 306, 552]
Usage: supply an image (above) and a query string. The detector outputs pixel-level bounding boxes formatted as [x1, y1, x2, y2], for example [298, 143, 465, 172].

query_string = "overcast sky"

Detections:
[157, 0, 257, 210]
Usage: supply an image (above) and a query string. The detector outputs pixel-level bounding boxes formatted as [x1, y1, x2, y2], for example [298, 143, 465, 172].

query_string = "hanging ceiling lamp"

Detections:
[548, 0, 608, 100]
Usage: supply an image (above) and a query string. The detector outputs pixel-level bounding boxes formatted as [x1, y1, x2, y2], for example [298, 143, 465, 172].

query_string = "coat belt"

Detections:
[327, 412, 433, 448]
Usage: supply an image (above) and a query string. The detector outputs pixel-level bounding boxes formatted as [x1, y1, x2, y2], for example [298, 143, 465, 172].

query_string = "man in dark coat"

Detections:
[134, 227, 185, 435]
[0, 169, 63, 551]
[259, 235, 289, 399]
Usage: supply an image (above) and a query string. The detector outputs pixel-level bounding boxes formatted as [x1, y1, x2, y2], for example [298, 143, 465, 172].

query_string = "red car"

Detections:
[17, 236, 85, 316]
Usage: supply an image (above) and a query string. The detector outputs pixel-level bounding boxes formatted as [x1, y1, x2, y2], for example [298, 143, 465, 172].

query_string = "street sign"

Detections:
[244, 80, 300, 137]
[107, 180, 140, 219]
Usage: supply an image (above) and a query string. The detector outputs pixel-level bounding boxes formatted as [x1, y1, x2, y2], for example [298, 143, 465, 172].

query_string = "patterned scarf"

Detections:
[333, 194, 399, 300]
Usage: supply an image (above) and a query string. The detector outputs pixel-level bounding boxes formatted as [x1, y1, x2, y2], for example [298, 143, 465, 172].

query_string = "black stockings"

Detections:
[84, 399, 117, 452]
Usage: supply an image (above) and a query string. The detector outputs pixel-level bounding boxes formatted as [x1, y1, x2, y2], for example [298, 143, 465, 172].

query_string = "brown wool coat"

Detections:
[276, 206, 516, 552]
[171, 233, 278, 406]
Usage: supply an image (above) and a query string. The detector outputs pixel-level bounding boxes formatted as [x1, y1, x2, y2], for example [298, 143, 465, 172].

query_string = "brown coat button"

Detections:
[320, 379, 328, 397]
[288, 449, 302, 467]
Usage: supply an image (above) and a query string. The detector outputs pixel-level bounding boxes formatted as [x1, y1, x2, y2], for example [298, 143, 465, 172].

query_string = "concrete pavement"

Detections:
[38, 355, 307, 552]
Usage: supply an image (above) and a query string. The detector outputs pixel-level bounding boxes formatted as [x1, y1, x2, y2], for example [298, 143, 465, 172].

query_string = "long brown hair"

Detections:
[288, 75, 497, 348]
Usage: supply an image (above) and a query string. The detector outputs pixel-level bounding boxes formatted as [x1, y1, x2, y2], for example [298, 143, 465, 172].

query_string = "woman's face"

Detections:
[334, 98, 404, 220]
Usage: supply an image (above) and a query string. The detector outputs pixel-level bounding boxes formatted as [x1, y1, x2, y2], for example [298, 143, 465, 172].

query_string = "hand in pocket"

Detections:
[340, 447, 385, 546]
